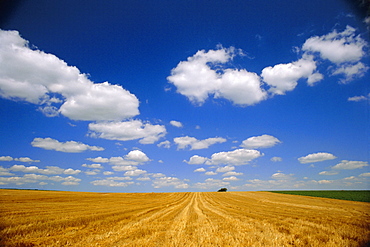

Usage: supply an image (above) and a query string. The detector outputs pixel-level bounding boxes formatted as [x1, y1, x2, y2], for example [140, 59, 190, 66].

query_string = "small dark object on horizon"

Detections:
[218, 188, 227, 192]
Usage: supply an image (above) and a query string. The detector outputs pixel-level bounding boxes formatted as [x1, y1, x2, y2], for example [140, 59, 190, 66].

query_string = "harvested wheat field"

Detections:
[0, 189, 369, 247]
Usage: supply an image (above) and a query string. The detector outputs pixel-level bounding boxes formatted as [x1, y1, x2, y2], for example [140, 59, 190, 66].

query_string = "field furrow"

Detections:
[1, 190, 369, 246]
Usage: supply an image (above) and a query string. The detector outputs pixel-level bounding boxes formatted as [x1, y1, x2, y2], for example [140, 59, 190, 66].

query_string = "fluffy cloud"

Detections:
[103, 171, 114, 176]
[261, 55, 322, 95]
[193, 178, 229, 190]
[9, 164, 81, 175]
[167, 47, 267, 106]
[94, 150, 151, 172]
[207, 149, 263, 166]
[63, 168, 81, 175]
[0, 156, 13, 161]
[194, 168, 206, 172]
[0, 166, 14, 176]
[271, 172, 294, 180]
[112, 165, 137, 172]
[31, 137, 104, 153]
[168, 26, 367, 108]
[124, 169, 147, 176]
[185, 155, 209, 165]
[91, 179, 134, 187]
[302, 26, 367, 64]
[348, 94, 369, 102]
[319, 171, 339, 175]
[270, 156, 282, 162]
[332, 160, 368, 170]
[222, 171, 243, 176]
[215, 165, 235, 173]
[0, 29, 139, 121]
[174, 136, 226, 150]
[88, 120, 166, 144]
[86, 157, 109, 163]
[186, 149, 262, 166]
[240, 134, 281, 149]
[317, 180, 333, 184]
[84, 170, 100, 176]
[205, 171, 217, 175]
[125, 150, 150, 163]
[111, 150, 150, 165]
[223, 176, 239, 181]
[170, 120, 183, 128]
[14, 157, 40, 163]
[82, 163, 103, 169]
[214, 68, 268, 105]
[0, 156, 40, 162]
[244, 173, 370, 190]
[302, 26, 368, 83]
[298, 152, 337, 164]
[332, 62, 369, 83]
[0, 174, 81, 186]
[106, 176, 132, 181]
[152, 176, 189, 189]
[157, 140, 171, 148]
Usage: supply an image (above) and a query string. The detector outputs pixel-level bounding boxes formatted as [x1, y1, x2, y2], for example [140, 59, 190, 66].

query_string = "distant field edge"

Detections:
[268, 190, 370, 203]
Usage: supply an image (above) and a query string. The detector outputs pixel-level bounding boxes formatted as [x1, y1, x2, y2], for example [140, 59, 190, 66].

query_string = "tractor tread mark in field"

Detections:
[0, 190, 369, 246]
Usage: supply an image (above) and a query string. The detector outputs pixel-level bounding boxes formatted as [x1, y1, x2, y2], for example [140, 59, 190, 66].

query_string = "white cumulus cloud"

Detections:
[270, 156, 282, 162]
[170, 120, 183, 128]
[0, 156, 13, 161]
[88, 120, 166, 144]
[302, 25, 367, 64]
[91, 179, 134, 187]
[14, 157, 40, 163]
[185, 149, 263, 166]
[82, 163, 103, 169]
[205, 171, 217, 175]
[86, 157, 109, 163]
[332, 62, 369, 83]
[261, 55, 322, 95]
[0, 156, 40, 162]
[332, 160, 368, 170]
[124, 150, 151, 163]
[0, 29, 139, 121]
[9, 164, 81, 175]
[167, 46, 267, 106]
[240, 134, 281, 149]
[319, 171, 339, 175]
[152, 176, 189, 189]
[185, 155, 208, 165]
[222, 171, 243, 176]
[207, 148, 263, 166]
[193, 178, 229, 190]
[215, 165, 235, 173]
[31, 137, 104, 153]
[298, 152, 337, 164]
[174, 136, 226, 150]
[124, 169, 147, 177]
[223, 176, 239, 181]
[0, 173, 81, 186]
[101, 150, 151, 173]
[271, 172, 294, 180]
[302, 25, 368, 83]
[157, 140, 171, 148]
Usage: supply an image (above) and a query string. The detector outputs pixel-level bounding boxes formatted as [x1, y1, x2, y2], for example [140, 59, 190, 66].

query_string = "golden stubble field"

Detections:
[0, 189, 369, 247]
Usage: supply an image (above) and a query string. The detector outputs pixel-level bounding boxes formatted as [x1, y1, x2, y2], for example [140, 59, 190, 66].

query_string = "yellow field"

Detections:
[0, 189, 369, 246]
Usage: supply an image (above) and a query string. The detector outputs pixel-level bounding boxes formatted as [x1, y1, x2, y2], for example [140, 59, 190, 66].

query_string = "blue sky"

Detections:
[0, 0, 369, 192]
